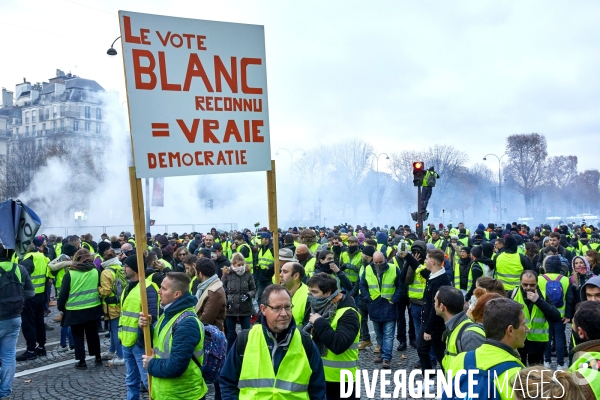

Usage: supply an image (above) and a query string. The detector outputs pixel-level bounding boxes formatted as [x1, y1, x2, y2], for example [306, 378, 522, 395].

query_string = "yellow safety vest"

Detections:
[119, 279, 159, 347]
[364, 265, 396, 301]
[239, 325, 312, 400]
[152, 308, 207, 400]
[54, 242, 62, 258]
[308, 242, 320, 255]
[442, 317, 485, 371]
[82, 242, 95, 254]
[376, 243, 393, 258]
[322, 307, 360, 382]
[23, 252, 48, 294]
[258, 247, 274, 270]
[408, 265, 426, 300]
[304, 258, 317, 277]
[569, 351, 600, 400]
[495, 252, 523, 291]
[66, 269, 100, 310]
[447, 344, 524, 400]
[340, 251, 362, 283]
[291, 283, 309, 326]
[454, 260, 474, 290]
[512, 288, 549, 342]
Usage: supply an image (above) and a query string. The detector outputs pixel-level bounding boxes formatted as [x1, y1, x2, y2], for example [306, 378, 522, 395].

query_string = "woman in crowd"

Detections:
[57, 249, 103, 369]
[173, 246, 189, 273]
[571, 255, 595, 305]
[98, 249, 126, 366]
[585, 249, 600, 276]
[525, 242, 540, 273]
[221, 253, 256, 351]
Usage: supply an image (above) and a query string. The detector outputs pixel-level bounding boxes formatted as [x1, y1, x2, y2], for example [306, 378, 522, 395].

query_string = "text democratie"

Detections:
[337, 368, 569, 399]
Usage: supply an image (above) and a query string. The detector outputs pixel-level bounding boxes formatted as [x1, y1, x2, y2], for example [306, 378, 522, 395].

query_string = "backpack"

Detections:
[442, 350, 521, 400]
[543, 274, 565, 308]
[173, 311, 227, 384]
[0, 262, 24, 319]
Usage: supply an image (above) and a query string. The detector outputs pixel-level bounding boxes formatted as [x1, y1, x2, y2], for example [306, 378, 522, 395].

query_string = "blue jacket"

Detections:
[359, 262, 402, 322]
[219, 315, 327, 400]
[146, 292, 202, 379]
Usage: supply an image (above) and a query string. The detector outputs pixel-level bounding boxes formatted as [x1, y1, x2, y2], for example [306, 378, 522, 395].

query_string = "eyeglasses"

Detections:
[521, 283, 537, 288]
[264, 304, 294, 314]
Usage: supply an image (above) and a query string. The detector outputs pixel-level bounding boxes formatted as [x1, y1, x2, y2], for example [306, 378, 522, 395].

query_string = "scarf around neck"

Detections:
[195, 274, 219, 300]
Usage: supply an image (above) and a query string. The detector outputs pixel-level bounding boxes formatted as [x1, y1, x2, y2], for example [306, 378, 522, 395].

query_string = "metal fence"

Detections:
[38, 223, 239, 238]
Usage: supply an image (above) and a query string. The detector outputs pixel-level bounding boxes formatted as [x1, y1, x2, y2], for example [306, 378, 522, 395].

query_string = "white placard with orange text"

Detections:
[119, 10, 271, 178]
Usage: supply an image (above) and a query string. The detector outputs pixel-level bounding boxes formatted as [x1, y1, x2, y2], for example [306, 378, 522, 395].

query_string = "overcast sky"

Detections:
[2, 0, 599, 173]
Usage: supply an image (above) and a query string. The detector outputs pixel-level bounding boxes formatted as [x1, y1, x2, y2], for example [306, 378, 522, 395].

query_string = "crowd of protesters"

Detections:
[1, 219, 599, 399]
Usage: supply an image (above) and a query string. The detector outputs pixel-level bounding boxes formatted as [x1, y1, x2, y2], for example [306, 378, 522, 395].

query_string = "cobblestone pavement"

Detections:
[10, 303, 568, 399]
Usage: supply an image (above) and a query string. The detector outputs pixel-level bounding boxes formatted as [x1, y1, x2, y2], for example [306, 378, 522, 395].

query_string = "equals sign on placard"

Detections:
[151, 122, 170, 137]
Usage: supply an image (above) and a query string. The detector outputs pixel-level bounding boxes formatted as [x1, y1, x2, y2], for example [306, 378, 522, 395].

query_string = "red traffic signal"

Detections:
[412, 161, 426, 186]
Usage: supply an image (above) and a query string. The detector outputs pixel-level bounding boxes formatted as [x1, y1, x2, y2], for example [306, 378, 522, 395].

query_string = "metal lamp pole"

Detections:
[484, 153, 508, 223]
[365, 152, 390, 223]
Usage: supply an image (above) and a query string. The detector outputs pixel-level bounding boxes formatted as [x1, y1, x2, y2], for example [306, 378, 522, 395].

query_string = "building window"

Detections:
[25, 112, 29, 123]
[95, 123, 101, 134]
[45, 109, 49, 120]
[85, 106, 91, 119]
[42, 123, 46, 134]
[73, 120, 79, 132]
[85, 121, 90, 132]
[15, 128, 19, 135]
[32, 110, 36, 122]
[32, 125, 36, 135]
[60, 119, 65, 132]
[81, 91, 86, 101]
[96, 108, 102, 120]
[53, 121, 57, 133]
[25, 126, 29, 136]
[53, 106, 57, 118]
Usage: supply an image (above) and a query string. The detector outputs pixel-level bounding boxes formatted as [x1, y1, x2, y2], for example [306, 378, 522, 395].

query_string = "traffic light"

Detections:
[413, 161, 426, 186]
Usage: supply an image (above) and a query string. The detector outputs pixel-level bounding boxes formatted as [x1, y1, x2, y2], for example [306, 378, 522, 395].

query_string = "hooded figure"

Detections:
[376, 231, 389, 256]
[579, 271, 600, 303]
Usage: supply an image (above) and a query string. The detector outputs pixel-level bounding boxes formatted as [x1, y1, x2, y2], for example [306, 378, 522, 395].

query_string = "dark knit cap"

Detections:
[98, 241, 111, 255]
[362, 246, 375, 257]
[471, 245, 483, 259]
[123, 254, 139, 273]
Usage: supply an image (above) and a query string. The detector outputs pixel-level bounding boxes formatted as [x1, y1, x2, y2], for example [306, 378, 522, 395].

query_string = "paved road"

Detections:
[10, 302, 565, 399]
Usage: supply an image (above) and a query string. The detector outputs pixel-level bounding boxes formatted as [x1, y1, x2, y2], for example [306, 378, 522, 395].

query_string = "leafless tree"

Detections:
[504, 133, 548, 216]
[329, 138, 374, 218]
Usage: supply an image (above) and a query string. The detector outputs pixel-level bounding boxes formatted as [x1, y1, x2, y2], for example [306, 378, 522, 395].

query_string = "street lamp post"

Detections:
[365, 152, 390, 222]
[275, 147, 306, 174]
[483, 152, 508, 223]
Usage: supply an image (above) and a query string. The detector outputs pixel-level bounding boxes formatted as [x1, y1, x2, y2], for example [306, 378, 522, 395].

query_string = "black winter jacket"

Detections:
[311, 294, 359, 355]
[404, 253, 451, 335]
[222, 266, 256, 317]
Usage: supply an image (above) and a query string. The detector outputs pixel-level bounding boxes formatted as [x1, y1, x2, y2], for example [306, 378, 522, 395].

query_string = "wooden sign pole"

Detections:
[128, 166, 153, 395]
[267, 160, 280, 284]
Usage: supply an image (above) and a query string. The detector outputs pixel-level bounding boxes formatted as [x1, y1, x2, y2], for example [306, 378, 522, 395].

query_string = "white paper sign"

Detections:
[119, 11, 271, 178]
